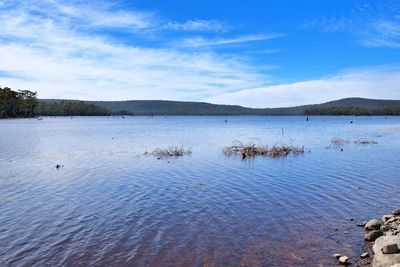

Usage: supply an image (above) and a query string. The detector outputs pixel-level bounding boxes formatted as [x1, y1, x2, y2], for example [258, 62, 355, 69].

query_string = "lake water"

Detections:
[1, 116, 400, 266]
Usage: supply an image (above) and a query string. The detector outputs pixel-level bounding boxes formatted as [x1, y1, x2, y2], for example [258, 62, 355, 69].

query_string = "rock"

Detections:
[365, 230, 384, 241]
[339, 255, 349, 265]
[366, 219, 382, 231]
[383, 215, 394, 223]
[381, 243, 399, 254]
[373, 236, 400, 267]
[393, 209, 400, 216]
[333, 253, 341, 259]
[361, 252, 369, 258]
[382, 224, 392, 232]
[387, 217, 397, 224]
[358, 221, 367, 227]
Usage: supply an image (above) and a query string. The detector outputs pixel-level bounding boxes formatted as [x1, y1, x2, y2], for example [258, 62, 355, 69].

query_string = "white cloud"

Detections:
[2, 0, 398, 107]
[204, 66, 400, 108]
[164, 19, 227, 32]
[180, 34, 282, 48]
[0, 0, 268, 101]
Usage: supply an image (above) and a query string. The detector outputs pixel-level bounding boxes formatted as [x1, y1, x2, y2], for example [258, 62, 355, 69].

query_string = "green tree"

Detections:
[0, 87, 38, 118]
[17, 90, 38, 117]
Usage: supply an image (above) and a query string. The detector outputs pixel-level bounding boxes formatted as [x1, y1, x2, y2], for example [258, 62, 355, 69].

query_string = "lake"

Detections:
[1, 116, 400, 266]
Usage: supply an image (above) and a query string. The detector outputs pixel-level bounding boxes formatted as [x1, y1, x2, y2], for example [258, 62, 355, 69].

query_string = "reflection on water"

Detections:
[0, 116, 400, 266]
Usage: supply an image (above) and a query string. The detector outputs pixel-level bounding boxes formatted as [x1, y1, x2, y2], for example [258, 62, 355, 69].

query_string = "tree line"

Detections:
[304, 106, 400, 116]
[36, 101, 112, 116]
[0, 87, 112, 118]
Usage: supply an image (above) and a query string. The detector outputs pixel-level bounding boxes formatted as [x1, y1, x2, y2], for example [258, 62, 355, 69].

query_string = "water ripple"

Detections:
[0, 116, 400, 266]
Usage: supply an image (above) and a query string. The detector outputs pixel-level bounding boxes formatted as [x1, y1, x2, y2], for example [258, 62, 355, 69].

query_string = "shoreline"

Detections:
[1, 114, 400, 120]
[337, 209, 400, 266]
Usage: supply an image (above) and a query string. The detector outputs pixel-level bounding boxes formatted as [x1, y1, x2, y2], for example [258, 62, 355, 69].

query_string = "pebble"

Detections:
[360, 252, 369, 258]
[365, 230, 384, 241]
[357, 221, 367, 227]
[339, 255, 349, 265]
[333, 253, 341, 259]
[365, 219, 381, 231]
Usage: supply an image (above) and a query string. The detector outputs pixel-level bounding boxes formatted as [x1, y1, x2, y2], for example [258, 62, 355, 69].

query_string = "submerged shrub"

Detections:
[354, 139, 378, 145]
[328, 137, 378, 149]
[145, 146, 192, 159]
[330, 137, 349, 148]
[223, 141, 304, 159]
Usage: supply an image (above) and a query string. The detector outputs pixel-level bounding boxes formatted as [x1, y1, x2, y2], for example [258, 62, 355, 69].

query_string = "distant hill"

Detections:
[88, 100, 256, 115]
[302, 98, 400, 115]
[316, 98, 400, 108]
[39, 98, 400, 116]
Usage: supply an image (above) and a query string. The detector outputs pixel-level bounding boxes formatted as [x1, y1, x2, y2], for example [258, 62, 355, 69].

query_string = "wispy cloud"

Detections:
[360, 19, 400, 48]
[302, 1, 400, 48]
[164, 19, 227, 32]
[245, 49, 283, 55]
[205, 65, 400, 108]
[180, 34, 282, 48]
[0, 0, 269, 101]
[1, 0, 154, 31]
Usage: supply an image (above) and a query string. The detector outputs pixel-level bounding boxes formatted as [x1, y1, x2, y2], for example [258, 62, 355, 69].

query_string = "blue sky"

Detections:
[0, 0, 400, 107]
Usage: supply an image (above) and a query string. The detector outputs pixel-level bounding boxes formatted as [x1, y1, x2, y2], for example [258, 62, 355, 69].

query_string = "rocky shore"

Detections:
[335, 209, 400, 266]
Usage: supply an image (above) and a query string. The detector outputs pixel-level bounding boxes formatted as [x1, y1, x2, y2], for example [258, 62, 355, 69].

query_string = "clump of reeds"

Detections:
[330, 137, 349, 148]
[222, 141, 304, 159]
[354, 139, 378, 145]
[144, 146, 192, 159]
[269, 144, 305, 157]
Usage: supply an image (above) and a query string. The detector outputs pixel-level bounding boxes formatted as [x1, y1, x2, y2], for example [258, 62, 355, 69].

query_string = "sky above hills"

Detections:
[0, 0, 400, 107]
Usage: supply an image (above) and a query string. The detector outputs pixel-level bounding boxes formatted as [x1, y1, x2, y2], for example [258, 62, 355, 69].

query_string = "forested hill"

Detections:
[9, 98, 400, 116]
[301, 98, 400, 115]
[91, 98, 400, 115]
[316, 98, 400, 108]
[40, 97, 400, 116]
[4, 86, 400, 118]
[87, 100, 255, 115]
